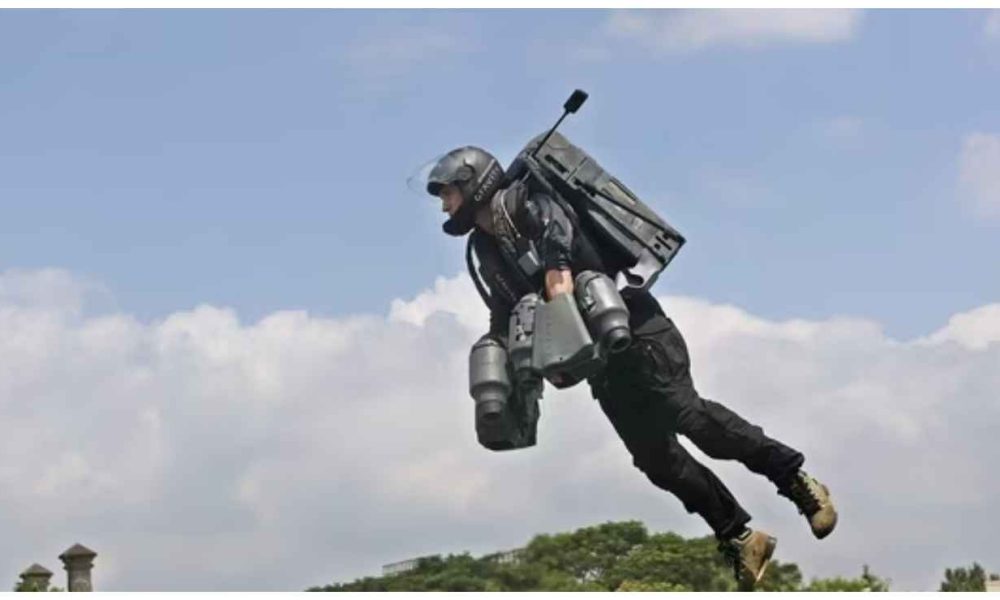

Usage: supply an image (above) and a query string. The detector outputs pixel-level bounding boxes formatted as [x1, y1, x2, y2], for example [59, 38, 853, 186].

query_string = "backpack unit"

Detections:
[507, 130, 686, 298]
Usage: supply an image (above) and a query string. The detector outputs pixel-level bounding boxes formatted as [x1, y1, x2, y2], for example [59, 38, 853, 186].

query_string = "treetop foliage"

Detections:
[307, 520, 889, 592]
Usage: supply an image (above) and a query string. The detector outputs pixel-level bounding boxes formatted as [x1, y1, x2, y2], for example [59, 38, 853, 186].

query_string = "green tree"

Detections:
[757, 560, 806, 592]
[616, 580, 691, 591]
[805, 565, 890, 591]
[606, 532, 734, 591]
[520, 520, 649, 588]
[307, 520, 882, 592]
[603, 531, 802, 592]
[940, 563, 992, 592]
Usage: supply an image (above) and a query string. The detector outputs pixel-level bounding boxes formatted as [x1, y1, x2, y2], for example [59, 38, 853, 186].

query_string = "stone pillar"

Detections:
[19, 564, 53, 592]
[58, 544, 97, 592]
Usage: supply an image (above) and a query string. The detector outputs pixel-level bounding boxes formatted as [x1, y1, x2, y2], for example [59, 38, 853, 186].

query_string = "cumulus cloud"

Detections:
[817, 115, 866, 144]
[344, 28, 465, 69]
[337, 18, 479, 91]
[605, 9, 863, 54]
[388, 274, 486, 332]
[986, 10, 1000, 37]
[0, 268, 109, 314]
[1, 268, 998, 591]
[695, 167, 774, 208]
[919, 304, 1000, 351]
[958, 133, 1000, 221]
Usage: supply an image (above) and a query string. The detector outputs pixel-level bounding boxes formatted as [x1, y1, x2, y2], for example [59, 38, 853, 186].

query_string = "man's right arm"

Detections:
[471, 233, 514, 344]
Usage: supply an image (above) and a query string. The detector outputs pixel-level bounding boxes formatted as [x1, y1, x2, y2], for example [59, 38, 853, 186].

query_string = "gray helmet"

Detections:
[427, 146, 505, 236]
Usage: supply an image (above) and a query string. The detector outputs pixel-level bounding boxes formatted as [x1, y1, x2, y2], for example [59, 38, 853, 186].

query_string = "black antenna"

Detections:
[531, 89, 588, 159]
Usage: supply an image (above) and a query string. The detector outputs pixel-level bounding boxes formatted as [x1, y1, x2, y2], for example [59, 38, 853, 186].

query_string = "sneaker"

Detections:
[718, 529, 778, 591]
[778, 470, 838, 539]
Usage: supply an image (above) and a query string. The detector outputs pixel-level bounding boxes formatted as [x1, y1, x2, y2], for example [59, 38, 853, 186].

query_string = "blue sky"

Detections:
[1, 9, 997, 338]
[2, 9, 1000, 592]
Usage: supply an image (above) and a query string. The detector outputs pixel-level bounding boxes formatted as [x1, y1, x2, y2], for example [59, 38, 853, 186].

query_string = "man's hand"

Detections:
[544, 268, 574, 300]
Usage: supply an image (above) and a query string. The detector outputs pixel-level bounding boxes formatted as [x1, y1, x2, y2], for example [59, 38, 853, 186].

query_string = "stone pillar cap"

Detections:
[20, 564, 54, 577]
[59, 544, 97, 560]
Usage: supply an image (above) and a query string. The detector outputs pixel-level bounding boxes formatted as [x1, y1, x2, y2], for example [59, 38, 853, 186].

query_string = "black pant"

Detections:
[589, 294, 804, 540]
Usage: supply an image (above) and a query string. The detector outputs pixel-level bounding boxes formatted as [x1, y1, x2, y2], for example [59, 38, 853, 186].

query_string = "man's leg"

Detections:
[592, 362, 777, 590]
[623, 309, 836, 539]
[597, 390, 750, 539]
[592, 359, 750, 540]
[632, 315, 804, 487]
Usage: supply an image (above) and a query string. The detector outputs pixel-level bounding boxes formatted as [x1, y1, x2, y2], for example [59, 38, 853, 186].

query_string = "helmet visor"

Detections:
[406, 152, 469, 198]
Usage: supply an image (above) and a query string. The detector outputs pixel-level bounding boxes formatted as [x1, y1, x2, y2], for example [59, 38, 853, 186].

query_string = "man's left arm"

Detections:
[531, 192, 578, 388]
[522, 190, 576, 300]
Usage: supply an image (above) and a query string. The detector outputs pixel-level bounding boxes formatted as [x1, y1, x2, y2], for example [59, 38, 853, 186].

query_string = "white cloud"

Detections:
[818, 115, 866, 143]
[344, 28, 465, 70]
[606, 9, 862, 54]
[696, 167, 774, 208]
[388, 273, 486, 332]
[919, 303, 1000, 351]
[0, 268, 106, 314]
[986, 10, 1000, 38]
[958, 132, 1000, 220]
[337, 20, 479, 91]
[1, 268, 998, 591]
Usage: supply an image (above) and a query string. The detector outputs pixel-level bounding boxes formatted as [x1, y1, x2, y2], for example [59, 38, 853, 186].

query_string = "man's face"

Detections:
[438, 184, 464, 217]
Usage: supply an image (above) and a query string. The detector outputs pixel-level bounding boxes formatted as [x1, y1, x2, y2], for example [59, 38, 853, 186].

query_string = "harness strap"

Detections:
[466, 234, 493, 307]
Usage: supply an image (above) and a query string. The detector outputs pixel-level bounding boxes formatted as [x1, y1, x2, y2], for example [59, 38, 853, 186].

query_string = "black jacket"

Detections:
[470, 180, 633, 340]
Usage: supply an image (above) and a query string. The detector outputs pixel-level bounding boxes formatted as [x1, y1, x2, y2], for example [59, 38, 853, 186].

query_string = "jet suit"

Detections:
[471, 179, 805, 540]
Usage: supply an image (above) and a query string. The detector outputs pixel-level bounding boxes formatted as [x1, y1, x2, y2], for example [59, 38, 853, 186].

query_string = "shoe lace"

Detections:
[785, 474, 821, 515]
